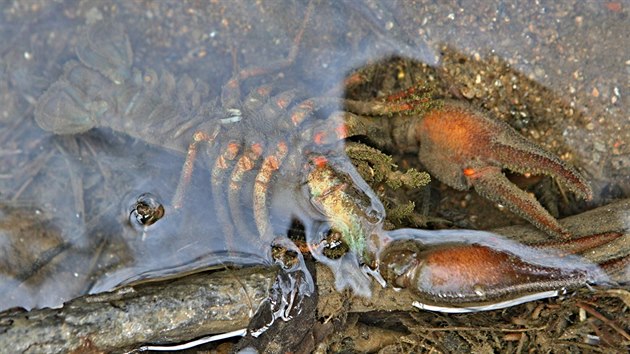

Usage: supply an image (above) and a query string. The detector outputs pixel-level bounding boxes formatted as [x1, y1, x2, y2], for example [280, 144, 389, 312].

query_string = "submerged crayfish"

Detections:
[34, 9, 625, 310]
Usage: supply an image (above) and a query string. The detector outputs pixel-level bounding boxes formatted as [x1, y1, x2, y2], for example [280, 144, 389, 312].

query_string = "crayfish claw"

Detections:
[466, 165, 570, 238]
[415, 99, 592, 238]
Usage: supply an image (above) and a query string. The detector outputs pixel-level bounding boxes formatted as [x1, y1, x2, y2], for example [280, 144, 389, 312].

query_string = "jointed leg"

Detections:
[229, 143, 263, 239]
[172, 127, 219, 209]
[253, 142, 289, 243]
[211, 142, 240, 248]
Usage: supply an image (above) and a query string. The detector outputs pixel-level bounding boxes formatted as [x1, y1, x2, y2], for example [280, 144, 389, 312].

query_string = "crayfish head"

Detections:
[378, 239, 426, 289]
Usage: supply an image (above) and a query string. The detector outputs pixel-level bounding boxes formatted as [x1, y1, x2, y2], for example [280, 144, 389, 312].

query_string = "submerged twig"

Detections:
[0, 266, 278, 354]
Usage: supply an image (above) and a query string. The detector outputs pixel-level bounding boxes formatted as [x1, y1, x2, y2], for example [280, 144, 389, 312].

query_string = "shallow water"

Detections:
[0, 1, 627, 312]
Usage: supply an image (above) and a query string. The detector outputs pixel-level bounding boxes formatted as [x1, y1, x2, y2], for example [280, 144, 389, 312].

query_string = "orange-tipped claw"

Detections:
[415, 100, 592, 238]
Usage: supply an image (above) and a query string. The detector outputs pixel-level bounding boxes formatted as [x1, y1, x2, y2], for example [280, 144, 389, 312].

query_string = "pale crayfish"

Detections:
[34, 8, 627, 311]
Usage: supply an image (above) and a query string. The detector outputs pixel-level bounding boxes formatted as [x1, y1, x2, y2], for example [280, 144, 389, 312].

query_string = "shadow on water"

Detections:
[0, 2, 628, 351]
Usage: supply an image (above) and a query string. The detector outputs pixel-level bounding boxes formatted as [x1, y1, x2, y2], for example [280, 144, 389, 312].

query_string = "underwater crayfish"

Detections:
[34, 9, 625, 310]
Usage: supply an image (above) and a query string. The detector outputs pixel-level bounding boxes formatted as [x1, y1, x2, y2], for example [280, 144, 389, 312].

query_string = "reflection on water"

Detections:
[0, 1, 627, 314]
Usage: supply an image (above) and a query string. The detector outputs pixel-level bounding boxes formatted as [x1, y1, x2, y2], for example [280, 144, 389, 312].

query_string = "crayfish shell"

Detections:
[75, 20, 132, 85]
[34, 80, 105, 134]
[379, 231, 608, 308]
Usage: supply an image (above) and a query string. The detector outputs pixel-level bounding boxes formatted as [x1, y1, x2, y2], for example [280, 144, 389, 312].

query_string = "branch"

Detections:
[0, 266, 278, 354]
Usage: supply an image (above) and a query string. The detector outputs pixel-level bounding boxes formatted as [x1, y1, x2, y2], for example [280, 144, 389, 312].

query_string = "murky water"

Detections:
[0, 0, 372, 310]
[0, 1, 627, 313]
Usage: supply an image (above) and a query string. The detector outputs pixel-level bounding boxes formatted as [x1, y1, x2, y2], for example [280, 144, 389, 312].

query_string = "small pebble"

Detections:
[591, 87, 599, 97]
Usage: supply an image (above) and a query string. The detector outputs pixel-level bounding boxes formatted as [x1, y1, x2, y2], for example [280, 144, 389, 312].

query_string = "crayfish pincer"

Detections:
[378, 229, 623, 312]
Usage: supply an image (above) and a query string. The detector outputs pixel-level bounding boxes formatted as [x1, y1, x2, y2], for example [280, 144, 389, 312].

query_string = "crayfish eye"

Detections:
[378, 239, 424, 287]
[321, 229, 350, 260]
[271, 244, 300, 270]
[129, 193, 165, 228]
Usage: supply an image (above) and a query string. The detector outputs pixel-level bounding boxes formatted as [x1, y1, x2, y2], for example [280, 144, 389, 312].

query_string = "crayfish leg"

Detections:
[171, 128, 220, 209]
